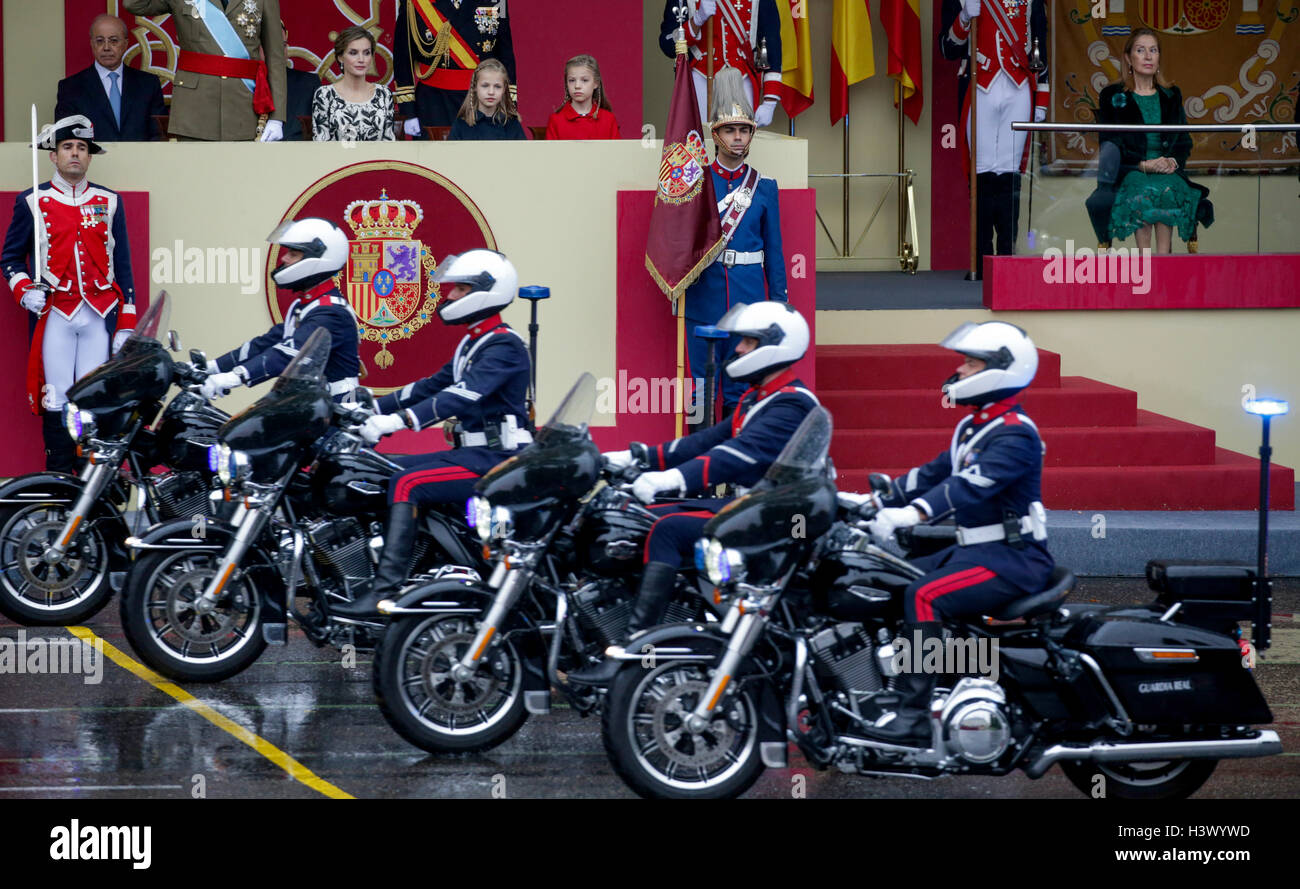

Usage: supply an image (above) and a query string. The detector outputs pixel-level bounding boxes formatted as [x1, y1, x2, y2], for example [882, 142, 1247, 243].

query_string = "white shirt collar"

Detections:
[51, 172, 89, 199]
[94, 60, 125, 91]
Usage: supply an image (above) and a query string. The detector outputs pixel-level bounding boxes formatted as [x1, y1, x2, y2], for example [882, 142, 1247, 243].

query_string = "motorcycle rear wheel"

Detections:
[1059, 757, 1217, 800]
[120, 549, 268, 682]
[373, 613, 528, 753]
[0, 502, 112, 626]
[602, 660, 765, 800]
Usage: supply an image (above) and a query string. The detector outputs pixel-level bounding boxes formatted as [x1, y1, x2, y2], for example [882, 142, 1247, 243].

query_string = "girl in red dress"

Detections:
[544, 54, 621, 140]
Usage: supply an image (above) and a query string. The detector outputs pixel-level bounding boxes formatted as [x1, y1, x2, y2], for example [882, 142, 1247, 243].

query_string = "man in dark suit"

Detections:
[280, 20, 321, 141]
[55, 14, 166, 142]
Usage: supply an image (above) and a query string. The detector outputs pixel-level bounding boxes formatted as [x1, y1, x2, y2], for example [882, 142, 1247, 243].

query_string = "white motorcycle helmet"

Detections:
[433, 249, 518, 326]
[940, 321, 1038, 405]
[717, 301, 809, 384]
[267, 218, 348, 291]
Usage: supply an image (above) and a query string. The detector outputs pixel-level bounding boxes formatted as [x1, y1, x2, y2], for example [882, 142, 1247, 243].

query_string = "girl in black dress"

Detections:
[449, 59, 526, 142]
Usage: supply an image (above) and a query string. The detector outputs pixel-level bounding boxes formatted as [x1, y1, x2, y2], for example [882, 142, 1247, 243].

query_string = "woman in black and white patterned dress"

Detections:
[312, 26, 394, 142]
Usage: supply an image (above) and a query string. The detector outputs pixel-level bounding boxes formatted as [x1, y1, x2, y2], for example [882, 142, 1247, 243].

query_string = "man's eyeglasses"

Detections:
[93, 37, 126, 47]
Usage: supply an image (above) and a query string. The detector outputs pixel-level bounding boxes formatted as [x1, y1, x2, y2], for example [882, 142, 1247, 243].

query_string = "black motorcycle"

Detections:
[601, 407, 1282, 799]
[0, 293, 227, 626]
[372, 373, 713, 753]
[119, 328, 488, 682]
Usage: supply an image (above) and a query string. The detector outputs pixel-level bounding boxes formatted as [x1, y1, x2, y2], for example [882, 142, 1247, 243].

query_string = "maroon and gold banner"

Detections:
[1049, 0, 1300, 171]
[644, 51, 722, 302]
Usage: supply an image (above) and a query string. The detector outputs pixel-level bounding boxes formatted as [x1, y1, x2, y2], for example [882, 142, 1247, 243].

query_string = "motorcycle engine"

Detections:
[572, 579, 697, 648]
[154, 470, 214, 520]
[939, 678, 1011, 765]
[307, 518, 374, 589]
[810, 623, 885, 699]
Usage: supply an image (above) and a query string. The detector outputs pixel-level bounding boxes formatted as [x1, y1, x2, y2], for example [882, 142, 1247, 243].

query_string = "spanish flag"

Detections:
[776, 0, 813, 119]
[882, 0, 924, 124]
[830, 0, 874, 125]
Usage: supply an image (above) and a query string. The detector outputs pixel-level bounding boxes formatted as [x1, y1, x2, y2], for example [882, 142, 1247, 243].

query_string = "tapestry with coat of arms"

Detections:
[1048, 0, 1300, 172]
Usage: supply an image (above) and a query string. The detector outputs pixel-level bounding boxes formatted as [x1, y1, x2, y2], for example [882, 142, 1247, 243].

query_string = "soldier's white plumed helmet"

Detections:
[939, 321, 1038, 405]
[709, 68, 756, 134]
[433, 249, 518, 326]
[267, 218, 348, 291]
[718, 301, 809, 384]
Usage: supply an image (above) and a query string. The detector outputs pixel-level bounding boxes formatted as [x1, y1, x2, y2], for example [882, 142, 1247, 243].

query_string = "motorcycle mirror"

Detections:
[354, 387, 377, 412]
[167, 329, 183, 352]
[189, 348, 208, 368]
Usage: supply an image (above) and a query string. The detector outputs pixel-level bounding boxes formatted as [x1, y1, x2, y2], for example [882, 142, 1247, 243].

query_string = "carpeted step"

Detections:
[829, 410, 1217, 470]
[821, 377, 1137, 430]
[816, 344, 1062, 390]
[837, 449, 1295, 511]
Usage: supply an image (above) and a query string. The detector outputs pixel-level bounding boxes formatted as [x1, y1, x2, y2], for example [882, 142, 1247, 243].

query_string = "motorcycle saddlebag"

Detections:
[1077, 615, 1272, 725]
[1145, 559, 1259, 627]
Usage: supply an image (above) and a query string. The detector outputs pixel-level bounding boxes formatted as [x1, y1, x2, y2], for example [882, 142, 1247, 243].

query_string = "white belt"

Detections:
[956, 503, 1048, 546]
[717, 249, 765, 267]
[328, 376, 360, 396]
[459, 429, 534, 449]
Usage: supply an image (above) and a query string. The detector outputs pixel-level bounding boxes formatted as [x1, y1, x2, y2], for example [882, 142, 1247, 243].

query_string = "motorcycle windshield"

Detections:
[113, 291, 170, 359]
[760, 406, 833, 487]
[65, 292, 173, 412]
[270, 327, 332, 395]
[533, 372, 597, 448]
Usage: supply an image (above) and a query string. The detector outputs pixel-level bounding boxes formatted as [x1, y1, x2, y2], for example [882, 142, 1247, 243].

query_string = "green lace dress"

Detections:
[1109, 92, 1200, 242]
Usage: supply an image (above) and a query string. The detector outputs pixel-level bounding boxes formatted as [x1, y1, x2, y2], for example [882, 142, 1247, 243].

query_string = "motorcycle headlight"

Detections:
[490, 505, 514, 541]
[468, 496, 493, 543]
[212, 443, 248, 486]
[227, 449, 251, 486]
[695, 538, 744, 587]
[63, 402, 97, 444]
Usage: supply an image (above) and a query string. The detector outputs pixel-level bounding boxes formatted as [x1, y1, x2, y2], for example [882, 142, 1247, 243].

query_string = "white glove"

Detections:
[603, 449, 635, 470]
[754, 98, 777, 128]
[359, 413, 406, 445]
[200, 371, 245, 400]
[692, 0, 717, 27]
[1034, 106, 1047, 123]
[19, 289, 45, 313]
[403, 117, 422, 137]
[961, 0, 981, 21]
[112, 329, 132, 354]
[837, 491, 882, 512]
[632, 468, 685, 505]
[259, 119, 284, 142]
[867, 506, 923, 542]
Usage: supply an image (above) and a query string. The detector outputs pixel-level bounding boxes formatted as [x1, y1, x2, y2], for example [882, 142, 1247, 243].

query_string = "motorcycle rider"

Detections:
[568, 301, 816, 685]
[860, 320, 1053, 744]
[200, 218, 360, 401]
[330, 249, 533, 620]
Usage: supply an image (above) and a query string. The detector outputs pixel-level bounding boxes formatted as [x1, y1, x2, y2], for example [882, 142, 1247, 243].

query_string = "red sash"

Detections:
[178, 50, 275, 114]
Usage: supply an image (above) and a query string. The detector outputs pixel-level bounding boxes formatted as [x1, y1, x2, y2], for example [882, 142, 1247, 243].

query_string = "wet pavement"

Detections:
[1, 578, 1296, 800]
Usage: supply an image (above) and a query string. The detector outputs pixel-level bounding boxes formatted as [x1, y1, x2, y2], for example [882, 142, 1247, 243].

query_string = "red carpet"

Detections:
[819, 344, 1294, 510]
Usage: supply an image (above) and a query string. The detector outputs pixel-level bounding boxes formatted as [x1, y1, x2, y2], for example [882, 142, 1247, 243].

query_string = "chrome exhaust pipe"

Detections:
[1024, 730, 1282, 779]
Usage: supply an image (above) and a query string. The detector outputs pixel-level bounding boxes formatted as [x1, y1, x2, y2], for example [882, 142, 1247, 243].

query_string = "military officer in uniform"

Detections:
[331, 249, 534, 619]
[200, 218, 360, 400]
[857, 321, 1053, 744]
[659, 0, 783, 129]
[939, 0, 1048, 278]
[123, 0, 287, 142]
[393, 0, 516, 137]
[568, 301, 815, 685]
[2, 116, 136, 473]
[685, 68, 787, 419]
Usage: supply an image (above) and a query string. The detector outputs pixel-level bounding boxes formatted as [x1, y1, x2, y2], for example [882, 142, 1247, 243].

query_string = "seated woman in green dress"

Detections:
[1096, 28, 1213, 254]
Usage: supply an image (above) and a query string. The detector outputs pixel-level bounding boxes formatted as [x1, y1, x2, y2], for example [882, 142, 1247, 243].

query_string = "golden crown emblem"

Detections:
[343, 188, 425, 239]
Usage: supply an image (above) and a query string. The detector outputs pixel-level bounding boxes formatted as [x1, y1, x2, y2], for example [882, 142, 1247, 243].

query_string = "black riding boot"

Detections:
[331, 503, 418, 619]
[973, 172, 998, 279]
[43, 411, 78, 475]
[997, 172, 1022, 255]
[567, 561, 678, 686]
[861, 621, 943, 745]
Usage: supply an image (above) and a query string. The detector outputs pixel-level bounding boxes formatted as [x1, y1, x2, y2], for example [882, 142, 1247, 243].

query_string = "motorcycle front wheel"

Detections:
[372, 613, 528, 753]
[120, 549, 268, 682]
[601, 660, 765, 799]
[0, 502, 112, 625]
[1059, 757, 1218, 800]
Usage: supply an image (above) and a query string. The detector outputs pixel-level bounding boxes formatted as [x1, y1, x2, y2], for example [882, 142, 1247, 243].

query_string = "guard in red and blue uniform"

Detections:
[687, 68, 786, 420]
[393, 0, 516, 135]
[198, 218, 360, 403]
[861, 321, 1053, 744]
[332, 249, 532, 619]
[659, 0, 783, 129]
[1, 116, 136, 472]
[568, 301, 811, 685]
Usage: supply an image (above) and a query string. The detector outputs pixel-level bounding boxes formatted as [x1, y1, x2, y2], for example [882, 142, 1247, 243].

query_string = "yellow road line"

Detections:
[66, 626, 354, 800]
